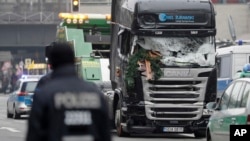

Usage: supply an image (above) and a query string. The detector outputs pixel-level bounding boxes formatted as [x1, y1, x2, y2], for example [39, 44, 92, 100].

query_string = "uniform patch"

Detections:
[62, 135, 94, 141]
[54, 92, 101, 109]
[64, 110, 92, 125]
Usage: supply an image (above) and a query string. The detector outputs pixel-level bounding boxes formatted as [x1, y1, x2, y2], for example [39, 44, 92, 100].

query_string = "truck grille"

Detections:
[145, 79, 205, 103]
[151, 107, 197, 112]
[142, 68, 211, 120]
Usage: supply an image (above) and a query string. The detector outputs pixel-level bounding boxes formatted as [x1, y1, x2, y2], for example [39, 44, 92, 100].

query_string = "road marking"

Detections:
[0, 127, 20, 132]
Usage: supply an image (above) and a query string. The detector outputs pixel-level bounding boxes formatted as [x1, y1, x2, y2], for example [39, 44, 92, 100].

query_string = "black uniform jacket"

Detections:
[26, 65, 111, 141]
[36, 72, 52, 89]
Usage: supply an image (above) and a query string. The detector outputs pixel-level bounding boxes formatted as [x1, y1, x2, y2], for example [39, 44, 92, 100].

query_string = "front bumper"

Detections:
[122, 115, 210, 134]
[16, 103, 31, 115]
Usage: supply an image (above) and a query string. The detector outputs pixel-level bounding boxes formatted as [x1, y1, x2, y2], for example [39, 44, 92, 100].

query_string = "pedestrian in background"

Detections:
[26, 41, 111, 141]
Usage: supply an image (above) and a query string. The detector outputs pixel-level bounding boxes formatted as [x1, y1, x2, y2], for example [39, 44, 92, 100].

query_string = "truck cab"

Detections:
[108, 0, 217, 137]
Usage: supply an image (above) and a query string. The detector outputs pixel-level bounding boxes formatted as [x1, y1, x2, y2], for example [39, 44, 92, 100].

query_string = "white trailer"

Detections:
[216, 44, 250, 96]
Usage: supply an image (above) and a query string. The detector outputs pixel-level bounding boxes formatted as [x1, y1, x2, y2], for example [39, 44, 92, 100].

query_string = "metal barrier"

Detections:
[0, 12, 60, 24]
[0, 0, 68, 24]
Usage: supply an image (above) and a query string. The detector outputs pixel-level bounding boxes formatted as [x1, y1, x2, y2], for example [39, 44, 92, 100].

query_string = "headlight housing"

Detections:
[138, 14, 156, 28]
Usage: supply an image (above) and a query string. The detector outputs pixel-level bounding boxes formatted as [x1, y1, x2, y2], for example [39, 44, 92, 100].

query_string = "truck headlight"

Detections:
[138, 14, 156, 28]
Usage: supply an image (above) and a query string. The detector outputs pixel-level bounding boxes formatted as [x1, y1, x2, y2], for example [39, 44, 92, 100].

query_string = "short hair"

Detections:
[47, 41, 75, 69]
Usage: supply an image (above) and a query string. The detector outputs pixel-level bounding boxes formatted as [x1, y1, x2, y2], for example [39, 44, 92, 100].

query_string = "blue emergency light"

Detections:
[243, 64, 250, 73]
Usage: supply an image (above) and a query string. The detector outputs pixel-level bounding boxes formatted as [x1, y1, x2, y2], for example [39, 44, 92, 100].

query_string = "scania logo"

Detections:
[164, 70, 193, 78]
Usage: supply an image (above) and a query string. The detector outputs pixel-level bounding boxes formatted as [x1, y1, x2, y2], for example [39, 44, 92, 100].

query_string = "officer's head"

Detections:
[45, 42, 55, 60]
[47, 41, 75, 70]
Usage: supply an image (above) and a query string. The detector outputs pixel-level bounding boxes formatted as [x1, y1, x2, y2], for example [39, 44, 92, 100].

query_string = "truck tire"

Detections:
[94, 81, 112, 93]
[206, 129, 212, 141]
[194, 130, 206, 138]
[115, 100, 130, 137]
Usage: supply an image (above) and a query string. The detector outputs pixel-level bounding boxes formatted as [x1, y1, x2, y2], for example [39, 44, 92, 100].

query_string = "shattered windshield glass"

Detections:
[137, 36, 215, 67]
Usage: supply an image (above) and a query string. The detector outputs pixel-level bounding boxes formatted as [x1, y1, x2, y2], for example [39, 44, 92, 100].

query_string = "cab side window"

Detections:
[219, 83, 234, 110]
[240, 83, 250, 107]
[228, 82, 243, 108]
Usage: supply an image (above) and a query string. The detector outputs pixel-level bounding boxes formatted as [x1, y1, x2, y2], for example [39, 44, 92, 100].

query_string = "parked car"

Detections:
[206, 78, 250, 141]
[6, 75, 42, 119]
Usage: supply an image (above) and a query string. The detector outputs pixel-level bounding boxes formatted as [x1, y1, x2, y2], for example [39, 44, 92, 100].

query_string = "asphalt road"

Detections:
[0, 94, 27, 141]
[0, 94, 206, 141]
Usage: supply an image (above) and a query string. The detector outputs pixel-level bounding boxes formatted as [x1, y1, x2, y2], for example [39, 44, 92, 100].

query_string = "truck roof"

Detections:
[216, 45, 250, 55]
[137, 0, 212, 13]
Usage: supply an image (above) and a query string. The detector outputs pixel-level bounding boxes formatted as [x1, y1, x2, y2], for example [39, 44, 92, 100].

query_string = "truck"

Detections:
[106, 0, 217, 137]
[217, 43, 250, 97]
[55, 12, 112, 92]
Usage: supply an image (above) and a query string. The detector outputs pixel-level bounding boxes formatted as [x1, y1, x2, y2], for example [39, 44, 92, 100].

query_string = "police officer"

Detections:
[26, 41, 111, 141]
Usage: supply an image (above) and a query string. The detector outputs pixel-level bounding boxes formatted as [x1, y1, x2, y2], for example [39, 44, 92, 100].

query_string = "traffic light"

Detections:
[72, 0, 80, 12]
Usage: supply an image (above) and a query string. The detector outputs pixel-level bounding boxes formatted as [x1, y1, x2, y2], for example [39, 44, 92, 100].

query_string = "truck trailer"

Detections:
[106, 0, 217, 137]
[217, 44, 250, 97]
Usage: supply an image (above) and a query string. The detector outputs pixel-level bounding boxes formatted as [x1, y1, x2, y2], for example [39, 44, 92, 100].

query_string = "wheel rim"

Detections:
[115, 110, 118, 127]
[115, 109, 122, 135]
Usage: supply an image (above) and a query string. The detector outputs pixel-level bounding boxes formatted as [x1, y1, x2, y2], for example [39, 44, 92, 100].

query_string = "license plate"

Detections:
[163, 127, 184, 132]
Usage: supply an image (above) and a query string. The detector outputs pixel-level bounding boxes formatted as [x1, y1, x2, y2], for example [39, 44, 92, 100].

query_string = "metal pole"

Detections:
[66, 0, 70, 12]
[29, 0, 33, 12]
[45, 58, 48, 74]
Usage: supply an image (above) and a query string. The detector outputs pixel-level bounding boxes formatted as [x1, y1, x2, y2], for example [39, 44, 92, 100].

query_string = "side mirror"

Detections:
[206, 102, 217, 110]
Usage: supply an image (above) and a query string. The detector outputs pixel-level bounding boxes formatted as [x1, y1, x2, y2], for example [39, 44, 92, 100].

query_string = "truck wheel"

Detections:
[194, 130, 206, 138]
[115, 101, 129, 137]
[206, 129, 212, 141]
[95, 81, 112, 93]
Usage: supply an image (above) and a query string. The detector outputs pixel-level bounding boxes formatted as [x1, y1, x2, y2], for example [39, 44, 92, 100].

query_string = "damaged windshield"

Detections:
[137, 36, 215, 67]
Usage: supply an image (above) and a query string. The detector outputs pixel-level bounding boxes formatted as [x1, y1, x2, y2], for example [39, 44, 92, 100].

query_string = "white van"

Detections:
[217, 44, 250, 97]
